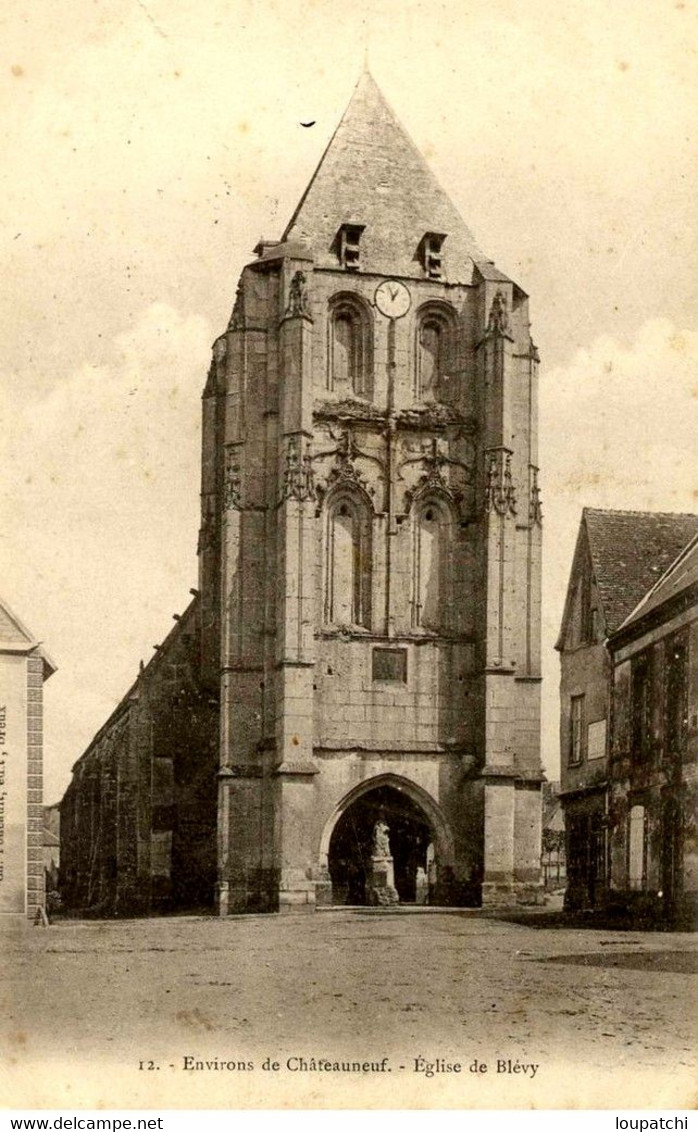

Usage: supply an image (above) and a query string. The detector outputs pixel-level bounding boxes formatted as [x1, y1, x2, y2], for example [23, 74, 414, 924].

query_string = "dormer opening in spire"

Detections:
[418, 232, 446, 278]
[333, 223, 365, 271]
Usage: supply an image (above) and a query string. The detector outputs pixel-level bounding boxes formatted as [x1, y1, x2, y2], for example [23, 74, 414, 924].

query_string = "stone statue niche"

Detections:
[366, 817, 399, 906]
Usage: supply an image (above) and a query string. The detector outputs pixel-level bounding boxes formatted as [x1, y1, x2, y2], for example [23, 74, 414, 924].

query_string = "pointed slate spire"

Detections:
[282, 71, 485, 283]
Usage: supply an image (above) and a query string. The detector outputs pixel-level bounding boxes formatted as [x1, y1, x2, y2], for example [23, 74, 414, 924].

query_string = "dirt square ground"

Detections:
[3, 908, 696, 1109]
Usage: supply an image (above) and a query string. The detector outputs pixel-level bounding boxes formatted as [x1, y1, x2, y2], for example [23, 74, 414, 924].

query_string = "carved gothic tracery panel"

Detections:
[398, 435, 474, 524]
[313, 425, 383, 513]
[485, 447, 517, 516]
[281, 436, 316, 503]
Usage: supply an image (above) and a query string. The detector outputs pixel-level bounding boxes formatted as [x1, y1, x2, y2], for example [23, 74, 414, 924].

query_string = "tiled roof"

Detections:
[282, 70, 486, 283]
[616, 532, 698, 634]
[584, 509, 698, 633]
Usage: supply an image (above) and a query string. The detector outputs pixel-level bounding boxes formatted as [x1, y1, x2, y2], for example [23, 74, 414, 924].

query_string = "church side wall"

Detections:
[60, 602, 217, 916]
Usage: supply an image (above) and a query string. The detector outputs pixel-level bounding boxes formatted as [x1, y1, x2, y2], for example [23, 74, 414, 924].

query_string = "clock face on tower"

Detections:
[374, 279, 411, 319]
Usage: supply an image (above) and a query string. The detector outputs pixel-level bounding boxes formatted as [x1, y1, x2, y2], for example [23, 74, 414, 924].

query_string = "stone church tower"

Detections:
[199, 71, 543, 914]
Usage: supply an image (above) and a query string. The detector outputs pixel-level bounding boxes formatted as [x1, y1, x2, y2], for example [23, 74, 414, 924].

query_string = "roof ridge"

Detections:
[0, 593, 57, 675]
[584, 506, 698, 519]
[68, 594, 199, 773]
[280, 72, 364, 243]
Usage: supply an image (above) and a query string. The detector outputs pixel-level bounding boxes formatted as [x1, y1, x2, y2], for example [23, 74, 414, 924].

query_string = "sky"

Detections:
[1, 0, 696, 802]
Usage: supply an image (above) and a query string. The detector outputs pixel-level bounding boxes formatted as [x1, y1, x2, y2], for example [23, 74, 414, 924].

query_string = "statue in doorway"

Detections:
[372, 817, 391, 858]
[366, 816, 398, 905]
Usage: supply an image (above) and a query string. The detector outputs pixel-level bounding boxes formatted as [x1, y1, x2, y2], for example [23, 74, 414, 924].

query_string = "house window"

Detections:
[580, 567, 597, 643]
[665, 636, 688, 757]
[335, 223, 365, 271]
[628, 804, 646, 890]
[324, 493, 372, 629]
[569, 694, 585, 764]
[372, 648, 407, 683]
[411, 501, 451, 631]
[419, 232, 446, 278]
[631, 652, 653, 762]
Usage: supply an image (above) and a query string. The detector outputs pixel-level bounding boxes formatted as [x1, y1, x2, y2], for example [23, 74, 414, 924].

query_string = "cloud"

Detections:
[539, 317, 697, 775]
[1, 301, 212, 800]
[544, 317, 696, 506]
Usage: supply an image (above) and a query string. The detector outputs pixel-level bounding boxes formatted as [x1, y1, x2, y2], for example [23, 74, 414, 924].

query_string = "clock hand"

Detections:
[389, 285, 399, 300]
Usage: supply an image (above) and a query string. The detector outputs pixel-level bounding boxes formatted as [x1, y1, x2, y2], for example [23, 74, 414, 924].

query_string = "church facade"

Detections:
[61, 72, 544, 915]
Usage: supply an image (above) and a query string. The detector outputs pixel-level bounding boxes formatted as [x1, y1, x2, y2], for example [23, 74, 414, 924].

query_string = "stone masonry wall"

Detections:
[213, 249, 543, 911]
[608, 607, 697, 924]
[26, 655, 45, 920]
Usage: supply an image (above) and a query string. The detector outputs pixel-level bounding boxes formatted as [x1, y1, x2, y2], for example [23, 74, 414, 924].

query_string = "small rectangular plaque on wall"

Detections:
[372, 647, 407, 683]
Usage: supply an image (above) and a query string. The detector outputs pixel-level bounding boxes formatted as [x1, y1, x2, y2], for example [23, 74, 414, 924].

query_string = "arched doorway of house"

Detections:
[327, 784, 434, 905]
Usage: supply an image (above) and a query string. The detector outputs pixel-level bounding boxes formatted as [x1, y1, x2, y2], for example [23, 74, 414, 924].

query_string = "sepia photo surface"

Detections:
[1, 0, 696, 1112]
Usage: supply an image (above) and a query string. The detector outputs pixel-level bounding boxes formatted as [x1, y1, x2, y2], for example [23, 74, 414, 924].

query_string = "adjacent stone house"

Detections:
[607, 532, 698, 925]
[557, 509, 697, 917]
[61, 71, 545, 915]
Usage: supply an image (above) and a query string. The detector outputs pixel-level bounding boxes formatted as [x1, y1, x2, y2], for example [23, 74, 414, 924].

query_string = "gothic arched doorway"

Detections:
[327, 784, 434, 905]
